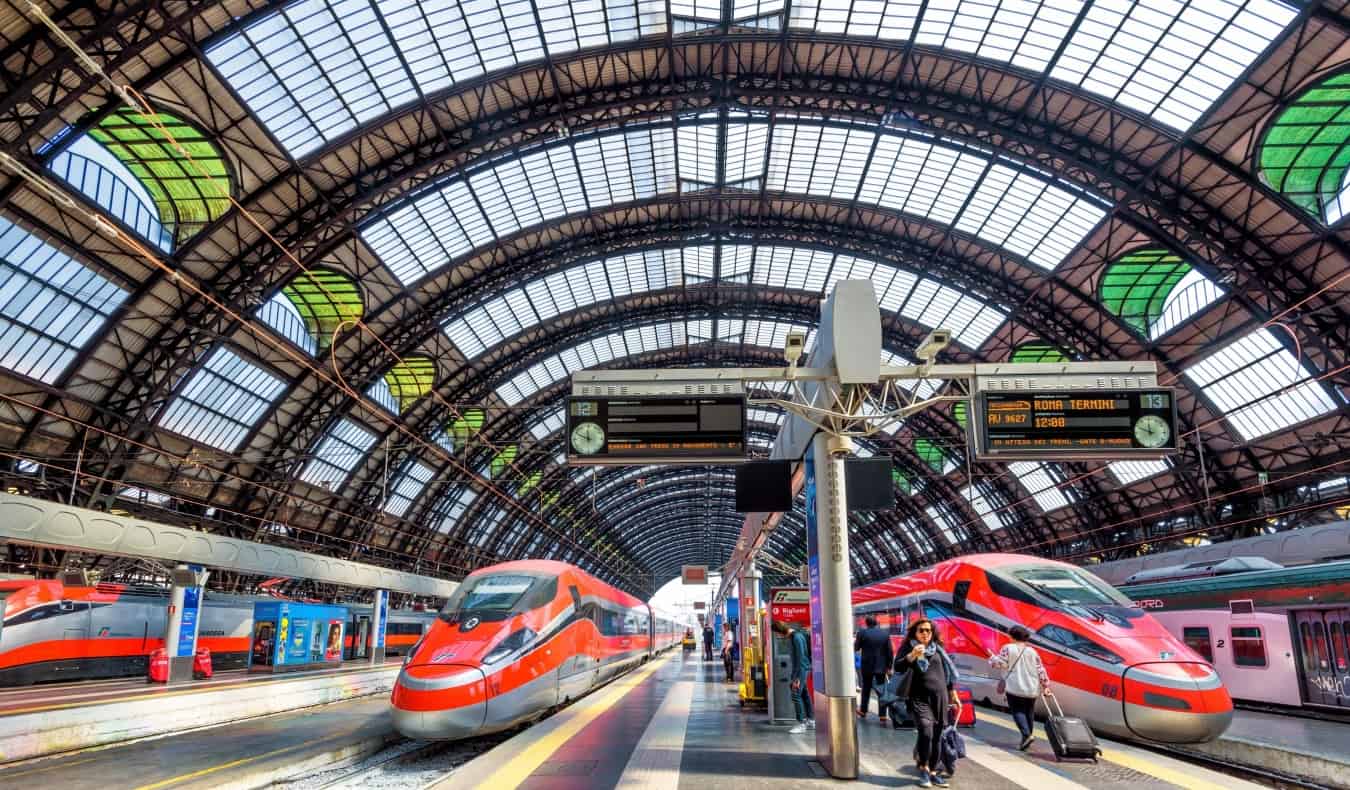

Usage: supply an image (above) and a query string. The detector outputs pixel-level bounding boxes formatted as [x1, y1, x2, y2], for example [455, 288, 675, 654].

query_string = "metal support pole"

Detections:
[163, 564, 209, 683]
[809, 433, 859, 778]
[738, 560, 763, 701]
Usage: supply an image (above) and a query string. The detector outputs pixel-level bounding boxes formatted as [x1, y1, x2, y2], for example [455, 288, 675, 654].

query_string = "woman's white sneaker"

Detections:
[789, 723, 807, 734]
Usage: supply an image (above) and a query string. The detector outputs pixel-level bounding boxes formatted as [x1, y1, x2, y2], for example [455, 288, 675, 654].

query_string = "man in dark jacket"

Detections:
[702, 625, 715, 661]
[854, 615, 894, 721]
[773, 620, 814, 733]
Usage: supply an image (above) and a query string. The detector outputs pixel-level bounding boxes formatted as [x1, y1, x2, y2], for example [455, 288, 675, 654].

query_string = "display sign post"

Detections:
[566, 395, 746, 465]
[806, 435, 859, 778]
[973, 389, 1179, 460]
[371, 589, 389, 664]
[163, 564, 209, 683]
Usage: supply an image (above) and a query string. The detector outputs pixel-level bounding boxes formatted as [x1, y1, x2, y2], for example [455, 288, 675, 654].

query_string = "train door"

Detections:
[1294, 609, 1350, 709]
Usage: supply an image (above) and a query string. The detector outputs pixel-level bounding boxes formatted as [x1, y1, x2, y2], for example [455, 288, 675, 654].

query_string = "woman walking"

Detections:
[989, 625, 1050, 751]
[895, 619, 960, 787]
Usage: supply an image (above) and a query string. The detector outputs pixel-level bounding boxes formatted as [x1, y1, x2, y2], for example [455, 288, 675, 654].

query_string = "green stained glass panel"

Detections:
[1099, 248, 1192, 334]
[384, 356, 435, 411]
[1010, 342, 1068, 363]
[450, 409, 485, 447]
[490, 445, 518, 478]
[1259, 72, 1350, 222]
[892, 468, 912, 496]
[281, 269, 364, 351]
[86, 109, 231, 246]
[915, 438, 946, 473]
[952, 401, 967, 430]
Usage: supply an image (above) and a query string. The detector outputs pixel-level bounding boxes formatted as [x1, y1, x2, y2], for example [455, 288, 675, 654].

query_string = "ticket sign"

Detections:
[974, 389, 1179, 460]
[566, 395, 746, 465]
[769, 587, 810, 628]
[682, 565, 709, 585]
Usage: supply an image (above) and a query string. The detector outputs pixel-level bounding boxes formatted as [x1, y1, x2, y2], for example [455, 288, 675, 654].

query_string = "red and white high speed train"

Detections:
[0, 579, 434, 685]
[391, 560, 685, 740]
[854, 554, 1233, 743]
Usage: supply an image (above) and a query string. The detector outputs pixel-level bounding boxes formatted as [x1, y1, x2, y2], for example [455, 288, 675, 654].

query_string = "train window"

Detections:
[1331, 623, 1347, 670]
[1230, 626, 1267, 667]
[442, 573, 548, 619]
[1299, 622, 1315, 672]
[1037, 623, 1124, 664]
[952, 581, 970, 614]
[1313, 622, 1330, 670]
[1182, 627, 1213, 663]
[985, 572, 1039, 607]
[1009, 566, 1132, 607]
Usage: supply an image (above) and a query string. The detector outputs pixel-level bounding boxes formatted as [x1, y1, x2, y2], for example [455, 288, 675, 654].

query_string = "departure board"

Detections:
[566, 395, 746, 465]
[974, 390, 1178, 460]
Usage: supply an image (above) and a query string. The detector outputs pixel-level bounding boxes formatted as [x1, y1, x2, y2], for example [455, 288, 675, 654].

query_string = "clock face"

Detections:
[571, 422, 605, 455]
[1133, 414, 1171, 449]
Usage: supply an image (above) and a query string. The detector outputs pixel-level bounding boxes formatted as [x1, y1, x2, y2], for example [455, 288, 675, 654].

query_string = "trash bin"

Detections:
[147, 648, 169, 683]
[193, 647, 214, 680]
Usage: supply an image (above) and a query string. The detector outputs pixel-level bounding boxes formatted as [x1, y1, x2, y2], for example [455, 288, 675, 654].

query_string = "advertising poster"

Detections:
[176, 586, 200, 657]
[376, 590, 388, 649]
[805, 452, 825, 692]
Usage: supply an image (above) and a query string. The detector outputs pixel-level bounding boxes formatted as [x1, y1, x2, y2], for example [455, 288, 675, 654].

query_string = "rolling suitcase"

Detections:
[955, 686, 976, 727]
[1043, 692, 1101, 762]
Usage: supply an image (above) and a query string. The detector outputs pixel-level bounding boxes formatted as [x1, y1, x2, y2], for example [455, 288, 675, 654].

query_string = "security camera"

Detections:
[915, 329, 952, 363]
[784, 331, 807, 365]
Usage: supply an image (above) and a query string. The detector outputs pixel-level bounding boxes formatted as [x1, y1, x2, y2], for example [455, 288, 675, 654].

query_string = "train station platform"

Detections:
[441, 654, 1286, 790]
[6, 653, 1346, 789]
[0, 659, 400, 764]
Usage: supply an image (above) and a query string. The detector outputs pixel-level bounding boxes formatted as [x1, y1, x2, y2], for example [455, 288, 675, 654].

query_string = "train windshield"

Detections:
[1008, 566, 1132, 607]
[440, 572, 556, 622]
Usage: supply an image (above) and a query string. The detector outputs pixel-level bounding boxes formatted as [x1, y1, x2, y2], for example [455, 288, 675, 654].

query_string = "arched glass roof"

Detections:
[357, 119, 1108, 284]
[206, 0, 1296, 158]
[441, 243, 1007, 358]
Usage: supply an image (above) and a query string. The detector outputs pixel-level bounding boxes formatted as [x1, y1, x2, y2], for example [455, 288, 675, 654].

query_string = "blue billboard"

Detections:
[176, 586, 200, 658]
[805, 452, 825, 692]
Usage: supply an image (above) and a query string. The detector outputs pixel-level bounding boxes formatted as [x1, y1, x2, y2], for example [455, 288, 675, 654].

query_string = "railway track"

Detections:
[288, 733, 507, 790]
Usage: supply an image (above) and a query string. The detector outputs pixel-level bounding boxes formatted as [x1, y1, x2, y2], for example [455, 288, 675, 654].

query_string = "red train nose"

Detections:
[391, 663, 489, 740]
[1121, 662, 1234, 743]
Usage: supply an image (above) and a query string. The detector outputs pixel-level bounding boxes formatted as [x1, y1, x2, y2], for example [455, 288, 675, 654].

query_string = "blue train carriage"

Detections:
[248, 601, 348, 672]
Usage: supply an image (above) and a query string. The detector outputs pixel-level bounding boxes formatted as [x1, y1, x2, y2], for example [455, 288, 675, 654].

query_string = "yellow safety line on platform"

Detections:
[1, 756, 95, 779]
[472, 656, 672, 790]
[979, 711, 1231, 790]
[0, 663, 398, 716]
[130, 728, 363, 790]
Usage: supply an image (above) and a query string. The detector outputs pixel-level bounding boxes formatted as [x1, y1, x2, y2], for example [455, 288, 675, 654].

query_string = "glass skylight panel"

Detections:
[366, 376, 398, 414]
[790, 0, 918, 39]
[300, 418, 378, 490]
[767, 124, 874, 199]
[725, 120, 770, 184]
[363, 130, 675, 285]
[954, 164, 1107, 270]
[157, 347, 287, 452]
[206, 0, 418, 158]
[748, 407, 785, 427]
[917, 0, 1083, 71]
[530, 407, 566, 441]
[0, 217, 127, 384]
[433, 486, 475, 533]
[1183, 328, 1337, 441]
[1051, 0, 1296, 131]
[1151, 268, 1224, 339]
[857, 130, 985, 223]
[960, 483, 1004, 531]
[384, 460, 434, 517]
[495, 323, 690, 404]
[362, 180, 492, 284]
[1108, 458, 1169, 486]
[1009, 461, 1071, 512]
[751, 246, 834, 291]
[678, 117, 720, 184]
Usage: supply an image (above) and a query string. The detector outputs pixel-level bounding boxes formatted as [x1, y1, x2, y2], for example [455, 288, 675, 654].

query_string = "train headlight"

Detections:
[483, 627, 537, 665]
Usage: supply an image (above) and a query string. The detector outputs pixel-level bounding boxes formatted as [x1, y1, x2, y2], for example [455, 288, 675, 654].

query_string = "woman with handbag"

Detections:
[895, 619, 960, 788]
[989, 625, 1050, 751]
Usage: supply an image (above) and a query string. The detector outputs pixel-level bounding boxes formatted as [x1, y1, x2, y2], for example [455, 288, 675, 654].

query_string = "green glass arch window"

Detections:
[952, 401, 968, 430]
[1010, 342, 1069, 363]
[914, 438, 947, 473]
[450, 409, 485, 448]
[1259, 71, 1350, 224]
[892, 468, 912, 496]
[75, 108, 231, 248]
[1099, 248, 1192, 335]
[490, 445, 519, 478]
[383, 356, 436, 412]
[280, 268, 365, 352]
